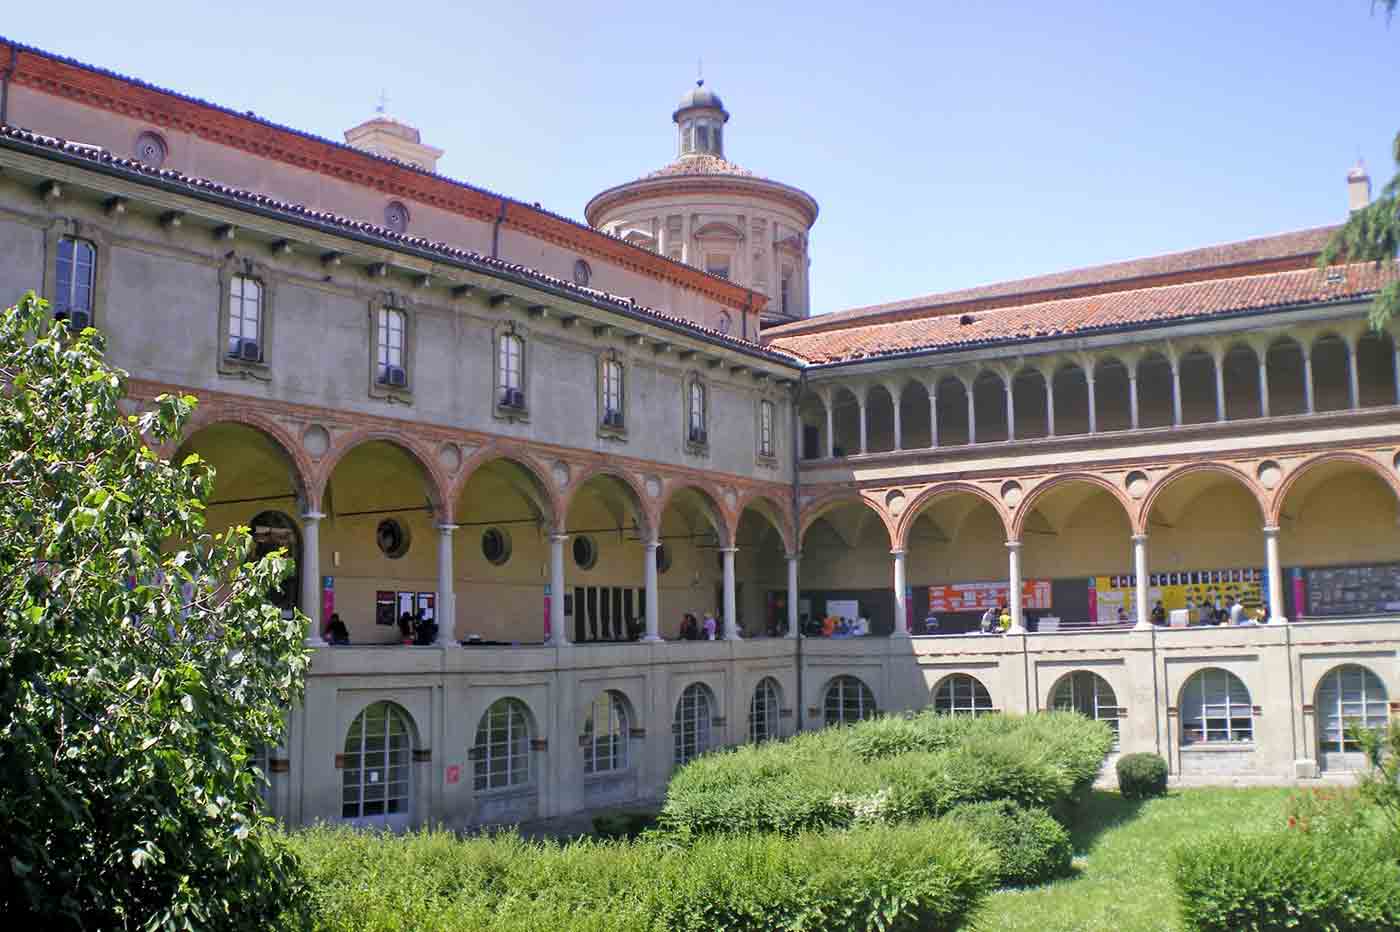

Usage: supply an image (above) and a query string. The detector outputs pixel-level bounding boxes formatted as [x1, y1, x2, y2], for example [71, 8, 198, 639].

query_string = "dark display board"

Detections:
[1303, 563, 1400, 617]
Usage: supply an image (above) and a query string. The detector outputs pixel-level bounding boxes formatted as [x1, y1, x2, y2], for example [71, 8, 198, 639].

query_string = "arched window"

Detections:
[823, 675, 876, 726]
[749, 677, 782, 743]
[933, 674, 994, 716]
[55, 236, 96, 324]
[473, 699, 532, 791]
[674, 683, 714, 765]
[1180, 669, 1252, 745]
[341, 702, 412, 822]
[602, 359, 625, 427]
[1317, 665, 1388, 755]
[583, 691, 630, 775]
[1052, 671, 1121, 748]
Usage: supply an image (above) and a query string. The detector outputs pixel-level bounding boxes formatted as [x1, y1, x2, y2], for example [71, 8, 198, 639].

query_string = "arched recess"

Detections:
[935, 375, 970, 446]
[734, 494, 794, 637]
[176, 421, 313, 617]
[1358, 330, 1398, 407]
[971, 370, 1008, 443]
[1093, 357, 1132, 432]
[830, 387, 861, 457]
[1314, 664, 1389, 770]
[322, 437, 448, 627]
[1272, 456, 1400, 608]
[1177, 348, 1217, 424]
[865, 384, 896, 453]
[1050, 671, 1121, 747]
[1311, 333, 1352, 412]
[1141, 464, 1268, 622]
[563, 470, 653, 643]
[319, 432, 448, 515]
[932, 673, 994, 715]
[1017, 475, 1135, 625]
[798, 392, 828, 460]
[341, 700, 418, 829]
[1136, 351, 1174, 429]
[451, 456, 560, 643]
[1265, 337, 1307, 416]
[899, 381, 932, 449]
[1052, 363, 1089, 436]
[1221, 343, 1262, 420]
[798, 495, 896, 635]
[899, 485, 1010, 634]
[1012, 368, 1049, 439]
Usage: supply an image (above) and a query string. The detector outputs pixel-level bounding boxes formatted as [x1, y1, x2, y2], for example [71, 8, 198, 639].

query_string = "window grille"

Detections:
[1317, 665, 1387, 753]
[341, 702, 412, 819]
[1052, 671, 1120, 748]
[583, 691, 630, 774]
[1180, 669, 1253, 745]
[749, 677, 782, 743]
[933, 674, 994, 716]
[674, 683, 713, 765]
[824, 675, 876, 725]
[473, 698, 531, 791]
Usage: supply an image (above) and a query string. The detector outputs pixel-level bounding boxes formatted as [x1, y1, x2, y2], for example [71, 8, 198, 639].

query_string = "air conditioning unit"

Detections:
[383, 365, 407, 387]
[689, 427, 708, 445]
[238, 339, 261, 362]
[56, 308, 91, 330]
[501, 388, 526, 409]
[603, 409, 624, 428]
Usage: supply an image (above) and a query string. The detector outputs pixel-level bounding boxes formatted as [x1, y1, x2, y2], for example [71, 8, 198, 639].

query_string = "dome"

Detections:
[674, 81, 728, 121]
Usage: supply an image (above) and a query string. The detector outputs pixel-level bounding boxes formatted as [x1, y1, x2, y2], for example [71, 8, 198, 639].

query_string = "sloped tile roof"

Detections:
[766, 262, 1396, 365]
[643, 155, 759, 179]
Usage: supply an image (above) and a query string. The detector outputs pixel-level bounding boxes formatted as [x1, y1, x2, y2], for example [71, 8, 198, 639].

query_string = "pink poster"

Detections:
[321, 576, 334, 622]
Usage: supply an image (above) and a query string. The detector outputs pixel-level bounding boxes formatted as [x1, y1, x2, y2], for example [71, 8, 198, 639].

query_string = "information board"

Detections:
[927, 581, 1051, 613]
[1303, 563, 1400, 617]
[1092, 567, 1264, 623]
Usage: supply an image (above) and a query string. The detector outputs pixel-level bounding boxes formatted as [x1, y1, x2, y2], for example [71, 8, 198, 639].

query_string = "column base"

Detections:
[1268, 616, 1289, 626]
[1133, 620, 1154, 632]
[304, 637, 326, 647]
[640, 633, 664, 643]
[1003, 626, 1026, 636]
[889, 629, 911, 639]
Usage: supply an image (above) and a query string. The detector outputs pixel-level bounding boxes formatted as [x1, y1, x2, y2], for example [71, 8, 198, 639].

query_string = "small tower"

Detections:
[344, 99, 444, 173]
[1348, 159, 1372, 213]
[674, 80, 729, 160]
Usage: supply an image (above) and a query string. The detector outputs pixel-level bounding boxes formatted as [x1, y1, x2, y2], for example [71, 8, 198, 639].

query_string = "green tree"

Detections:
[0, 293, 312, 929]
[1322, 1, 1400, 329]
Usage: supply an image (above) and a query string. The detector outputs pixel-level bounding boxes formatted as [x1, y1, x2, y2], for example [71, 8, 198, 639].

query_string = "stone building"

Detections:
[0, 36, 1397, 831]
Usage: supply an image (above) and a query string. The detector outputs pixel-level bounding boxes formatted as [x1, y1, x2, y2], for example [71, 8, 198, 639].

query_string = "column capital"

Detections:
[890, 548, 907, 557]
[1131, 533, 1148, 543]
[644, 538, 661, 551]
[1262, 525, 1281, 537]
[436, 523, 459, 533]
[548, 532, 570, 544]
[786, 551, 802, 562]
[301, 512, 326, 522]
[1005, 539, 1022, 551]
[718, 546, 739, 555]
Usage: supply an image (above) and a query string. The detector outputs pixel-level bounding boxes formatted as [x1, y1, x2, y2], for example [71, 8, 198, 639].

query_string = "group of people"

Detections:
[678, 612, 720, 640]
[1145, 599, 1268, 627]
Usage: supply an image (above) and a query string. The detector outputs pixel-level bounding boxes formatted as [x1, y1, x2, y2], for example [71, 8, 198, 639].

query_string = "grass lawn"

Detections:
[972, 787, 1293, 932]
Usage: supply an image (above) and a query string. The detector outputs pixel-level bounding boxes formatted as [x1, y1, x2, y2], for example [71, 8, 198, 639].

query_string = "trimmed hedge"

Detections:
[287, 819, 996, 932]
[1116, 752, 1169, 800]
[945, 800, 1072, 886]
[658, 711, 1114, 838]
[1175, 830, 1400, 932]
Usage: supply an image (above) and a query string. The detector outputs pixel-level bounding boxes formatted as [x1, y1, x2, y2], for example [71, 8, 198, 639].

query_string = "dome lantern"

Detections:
[673, 80, 729, 159]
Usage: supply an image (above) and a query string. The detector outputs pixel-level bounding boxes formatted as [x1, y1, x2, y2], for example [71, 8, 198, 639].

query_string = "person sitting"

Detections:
[1151, 601, 1167, 626]
[679, 613, 698, 641]
[413, 613, 438, 645]
[851, 617, 870, 636]
[397, 612, 414, 645]
[924, 613, 940, 634]
[324, 613, 350, 645]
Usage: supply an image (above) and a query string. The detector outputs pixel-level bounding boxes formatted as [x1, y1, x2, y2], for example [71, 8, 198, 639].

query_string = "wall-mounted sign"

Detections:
[927, 581, 1051, 613]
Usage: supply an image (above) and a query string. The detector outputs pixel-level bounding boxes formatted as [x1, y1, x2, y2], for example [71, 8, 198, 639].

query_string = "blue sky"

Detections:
[5, 1, 1396, 314]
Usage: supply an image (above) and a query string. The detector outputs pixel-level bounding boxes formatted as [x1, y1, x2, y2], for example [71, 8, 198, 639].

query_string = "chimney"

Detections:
[1347, 159, 1372, 213]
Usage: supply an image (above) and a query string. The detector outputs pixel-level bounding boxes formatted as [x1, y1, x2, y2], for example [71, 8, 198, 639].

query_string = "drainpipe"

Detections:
[0, 44, 18, 126]
[490, 200, 508, 259]
[792, 370, 805, 732]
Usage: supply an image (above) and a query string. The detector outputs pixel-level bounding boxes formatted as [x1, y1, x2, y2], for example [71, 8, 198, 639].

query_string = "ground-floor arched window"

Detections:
[473, 698, 532, 791]
[1316, 664, 1388, 755]
[1051, 671, 1121, 748]
[583, 691, 630, 775]
[824, 675, 876, 725]
[933, 673, 994, 716]
[749, 677, 782, 743]
[674, 683, 714, 766]
[342, 701, 412, 822]
[1180, 669, 1252, 745]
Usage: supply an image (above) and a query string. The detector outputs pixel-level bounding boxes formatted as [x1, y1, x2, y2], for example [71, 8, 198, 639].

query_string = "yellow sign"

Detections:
[1093, 568, 1263, 623]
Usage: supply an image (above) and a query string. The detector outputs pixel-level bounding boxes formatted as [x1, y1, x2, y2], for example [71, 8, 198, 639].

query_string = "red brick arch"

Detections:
[798, 490, 893, 551]
[1136, 461, 1265, 535]
[1267, 450, 1400, 526]
[658, 481, 732, 549]
[448, 443, 562, 529]
[1010, 471, 1135, 540]
[564, 465, 655, 540]
[316, 428, 451, 518]
[179, 404, 316, 509]
[894, 481, 1010, 550]
[733, 490, 796, 555]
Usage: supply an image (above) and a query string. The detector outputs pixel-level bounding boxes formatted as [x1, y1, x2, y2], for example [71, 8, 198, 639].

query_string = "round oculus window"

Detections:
[572, 535, 598, 570]
[384, 201, 411, 234]
[134, 131, 168, 169]
[573, 259, 592, 286]
[481, 527, 511, 566]
[656, 543, 672, 574]
[376, 518, 411, 559]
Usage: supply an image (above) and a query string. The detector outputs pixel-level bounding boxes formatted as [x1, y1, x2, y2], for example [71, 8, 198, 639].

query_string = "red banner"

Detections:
[927, 581, 1052, 613]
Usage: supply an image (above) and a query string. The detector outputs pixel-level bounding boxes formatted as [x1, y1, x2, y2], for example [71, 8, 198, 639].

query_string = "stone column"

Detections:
[548, 533, 569, 646]
[1257, 357, 1270, 418]
[643, 538, 662, 642]
[928, 384, 939, 448]
[1086, 373, 1098, 434]
[1392, 340, 1400, 404]
[720, 547, 739, 639]
[1005, 378, 1016, 441]
[824, 392, 836, 458]
[1129, 372, 1140, 429]
[1347, 337, 1361, 409]
[1005, 540, 1024, 634]
[966, 381, 977, 444]
[435, 523, 458, 645]
[1303, 349, 1316, 414]
[1045, 372, 1056, 437]
[1264, 526, 1286, 624]
[1171, 360, 1183, 426]
[857, 393, 868, 455]
[1214, 353, 1227, 422]
[891, 548, 909, 637]
[1132, 534, 1151, 630]
[786, 553, 800, 638]
[890, 385, 903, 451]
[300, 512, 324, 644]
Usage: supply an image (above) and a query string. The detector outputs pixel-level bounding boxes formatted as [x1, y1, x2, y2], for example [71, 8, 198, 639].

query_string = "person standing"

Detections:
[702, 612, 717, 640]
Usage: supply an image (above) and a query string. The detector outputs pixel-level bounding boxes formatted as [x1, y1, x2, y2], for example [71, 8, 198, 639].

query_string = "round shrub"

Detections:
[1117, 752, 1169, 800]
[945, 800, 1072, 886]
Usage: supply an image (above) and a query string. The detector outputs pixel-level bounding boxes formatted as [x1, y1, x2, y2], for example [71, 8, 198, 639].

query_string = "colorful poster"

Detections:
[927, 581, 1051, 613]
[321, 575, 335, 622]
[1092, 567, 1264, 623]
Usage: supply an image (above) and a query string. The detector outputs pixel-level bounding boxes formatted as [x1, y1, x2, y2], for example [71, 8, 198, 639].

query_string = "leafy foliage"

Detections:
[287, 820, 996, 932]
[0, 294, 312, 929]
[1115, 752, 1169, 800]
[944, 800, 1072, 886]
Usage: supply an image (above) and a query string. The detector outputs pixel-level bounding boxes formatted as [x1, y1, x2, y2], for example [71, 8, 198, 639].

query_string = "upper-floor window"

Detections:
[55, 236, 96, 325]
[602, 359, 624, 427]
[498, 332, 523, 407]
[689, 381, 707, 443]
[706, 255, 730, 280]
[780, 270, 792, 316]
[696, 124, 710, 152]
[227, 275, 263, 362]
[760, 400, 775, 458]
[377, 308, 406, 386]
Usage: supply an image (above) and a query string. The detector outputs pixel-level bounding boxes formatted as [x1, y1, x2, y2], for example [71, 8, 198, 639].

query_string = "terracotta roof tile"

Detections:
[642, 155, 759, 180]
[0, 124, 805, 367]
[766, 262, 1396, 365]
